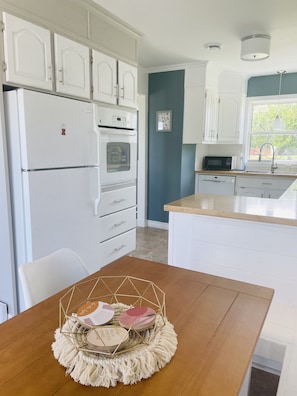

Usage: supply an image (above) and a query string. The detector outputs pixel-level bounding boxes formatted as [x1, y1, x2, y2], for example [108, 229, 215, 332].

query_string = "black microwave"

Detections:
[202, 156, 237, 171]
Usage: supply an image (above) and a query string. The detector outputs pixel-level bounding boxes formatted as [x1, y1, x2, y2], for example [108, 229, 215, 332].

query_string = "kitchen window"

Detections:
[246, 96, 297, 163]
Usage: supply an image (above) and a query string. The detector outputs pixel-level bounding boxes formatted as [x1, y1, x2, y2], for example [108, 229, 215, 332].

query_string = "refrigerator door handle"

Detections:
[94, 166, 101, 216]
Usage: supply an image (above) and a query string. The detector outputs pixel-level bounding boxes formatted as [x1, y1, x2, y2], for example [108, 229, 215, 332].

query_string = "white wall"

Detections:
[136, 67, 148, 227]
[137, 94, 147, 227]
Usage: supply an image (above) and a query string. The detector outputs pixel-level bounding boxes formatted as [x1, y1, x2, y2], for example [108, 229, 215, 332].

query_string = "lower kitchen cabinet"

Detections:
[99, 229, 136, 267]
[99, 185, 136, 217]
[98, 184, 136, 267]
[99, 207, 136, 242]
[236, 176, 293, 198]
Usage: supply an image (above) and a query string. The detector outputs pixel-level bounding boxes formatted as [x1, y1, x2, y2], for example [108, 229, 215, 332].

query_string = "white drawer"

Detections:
[236, 176, 293, 189]
[99, 207, 136, 242]
[100, 229, 136, 267]
[99, 185, 136, 216]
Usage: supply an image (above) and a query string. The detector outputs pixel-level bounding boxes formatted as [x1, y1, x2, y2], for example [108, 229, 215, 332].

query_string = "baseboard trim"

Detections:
[146, 220, 168, 230]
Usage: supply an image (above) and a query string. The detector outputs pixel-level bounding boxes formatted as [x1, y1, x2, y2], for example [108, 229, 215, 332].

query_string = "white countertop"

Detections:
[164, 179, 297, 227]
[196, 170, 297, 178]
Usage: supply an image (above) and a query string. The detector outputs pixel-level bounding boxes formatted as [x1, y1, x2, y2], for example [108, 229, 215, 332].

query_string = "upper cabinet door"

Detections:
[54, 34, 90, 99]
[118, 61, 137, 108]
[3, 12, 53, 90]
[203, 89, 219, 143]
[217, 94, 244, 143]
[92, 50, 117, 104]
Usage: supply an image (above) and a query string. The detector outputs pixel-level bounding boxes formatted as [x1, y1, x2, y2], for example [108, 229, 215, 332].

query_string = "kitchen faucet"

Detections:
[259, 142, 277, 173]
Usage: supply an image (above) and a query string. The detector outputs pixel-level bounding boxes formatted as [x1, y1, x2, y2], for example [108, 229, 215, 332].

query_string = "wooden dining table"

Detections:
[0, 256, 273, 395]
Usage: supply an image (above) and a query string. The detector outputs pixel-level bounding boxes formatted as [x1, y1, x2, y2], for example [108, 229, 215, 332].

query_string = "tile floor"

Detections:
[128, 226, 168, 264]
[129, 226, 279, 396]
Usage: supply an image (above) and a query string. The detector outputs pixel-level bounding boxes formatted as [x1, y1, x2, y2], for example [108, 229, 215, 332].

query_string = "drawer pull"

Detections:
[112, 198, 126, 204]
[114, 244, 126, 252]
[113, 221, 126, 228]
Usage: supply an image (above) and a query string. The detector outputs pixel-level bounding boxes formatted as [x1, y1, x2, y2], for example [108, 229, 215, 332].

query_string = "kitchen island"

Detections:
[164, 178, 297, 396]
[164, 178, 297, 301]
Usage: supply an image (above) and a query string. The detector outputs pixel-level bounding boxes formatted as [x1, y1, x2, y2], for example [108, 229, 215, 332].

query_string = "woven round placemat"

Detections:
[52, 304, 178, 387]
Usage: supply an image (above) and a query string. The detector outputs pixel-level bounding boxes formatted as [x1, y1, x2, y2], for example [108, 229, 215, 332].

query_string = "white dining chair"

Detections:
[18, 248, 89, 309]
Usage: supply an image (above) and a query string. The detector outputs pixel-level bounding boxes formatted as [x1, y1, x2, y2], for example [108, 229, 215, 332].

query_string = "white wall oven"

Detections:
[94, 105, 137, 187]
[94, 105, 137, 268]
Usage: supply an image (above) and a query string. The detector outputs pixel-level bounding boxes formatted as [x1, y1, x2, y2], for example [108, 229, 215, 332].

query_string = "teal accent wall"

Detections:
[247, 72, 297, 97]
[148, 70, 196, 223]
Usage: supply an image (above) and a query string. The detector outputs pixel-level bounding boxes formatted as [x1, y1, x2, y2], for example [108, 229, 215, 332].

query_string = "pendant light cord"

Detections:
[277, 70, 285, 97]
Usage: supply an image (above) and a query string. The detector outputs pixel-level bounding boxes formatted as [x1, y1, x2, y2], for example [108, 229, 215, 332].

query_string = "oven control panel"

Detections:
[95, 105, 137, 130]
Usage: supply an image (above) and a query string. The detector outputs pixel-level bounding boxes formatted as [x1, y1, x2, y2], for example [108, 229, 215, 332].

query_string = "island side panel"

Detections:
[168, 211, 297, 307]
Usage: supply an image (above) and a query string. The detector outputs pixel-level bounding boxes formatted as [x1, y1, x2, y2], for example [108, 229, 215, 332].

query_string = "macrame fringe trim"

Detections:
[52, 318, 178, 387]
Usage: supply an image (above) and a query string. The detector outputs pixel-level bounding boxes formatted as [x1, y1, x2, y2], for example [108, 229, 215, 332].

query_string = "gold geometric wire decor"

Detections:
[58, 275, 167, 357]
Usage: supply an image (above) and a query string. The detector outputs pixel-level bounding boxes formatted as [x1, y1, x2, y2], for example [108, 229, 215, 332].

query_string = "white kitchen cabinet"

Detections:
[237, 188, 286, 199]
[2, 12, 53, 90]
[118, 61, 137, 108]
[100, 228, 136, 267]
[236, 176, 293, 198]
[203, 92, 245, 144]
[99, 207, 136, 243]
[92, 50, 117, 104]
[98, 184, 136, 267]
[92, 51, 137, 108]
[217, 94, 244, 144]
[236, 187, 264, 198]
[54, 34, 90, 99]
[182, 65, 207, 144]
[183, 85, 205, 143]
[203, 88, 219, 143]
[182, 64, 221, 144]
[99, 185, 136, 217]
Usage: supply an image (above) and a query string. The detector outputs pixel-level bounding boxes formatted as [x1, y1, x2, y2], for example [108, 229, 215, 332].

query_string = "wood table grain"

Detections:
[0, 256, 273, 395]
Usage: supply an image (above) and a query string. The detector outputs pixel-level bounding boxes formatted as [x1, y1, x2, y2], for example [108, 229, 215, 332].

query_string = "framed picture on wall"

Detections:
[156, 110, 172, 132]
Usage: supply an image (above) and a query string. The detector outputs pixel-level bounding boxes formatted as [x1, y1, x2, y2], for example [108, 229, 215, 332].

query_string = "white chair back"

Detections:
[19, 248, 89, 309]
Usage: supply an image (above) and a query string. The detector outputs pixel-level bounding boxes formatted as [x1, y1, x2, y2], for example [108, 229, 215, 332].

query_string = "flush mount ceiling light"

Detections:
[204, 42, 222, 51]
[241, 34, 270, 61]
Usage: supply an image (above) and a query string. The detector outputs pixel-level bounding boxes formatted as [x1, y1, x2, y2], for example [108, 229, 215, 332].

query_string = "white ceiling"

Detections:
[93, 0, 297, 77]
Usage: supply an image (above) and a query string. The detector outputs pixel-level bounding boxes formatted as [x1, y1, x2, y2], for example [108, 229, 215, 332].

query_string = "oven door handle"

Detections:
[94, 166, 101, 216]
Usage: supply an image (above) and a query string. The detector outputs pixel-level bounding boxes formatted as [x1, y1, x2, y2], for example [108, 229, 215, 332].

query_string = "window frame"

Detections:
[245, 94, 297, 165]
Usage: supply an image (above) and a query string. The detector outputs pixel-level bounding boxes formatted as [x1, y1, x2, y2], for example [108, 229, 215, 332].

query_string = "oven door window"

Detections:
[107, 142, 130, 172]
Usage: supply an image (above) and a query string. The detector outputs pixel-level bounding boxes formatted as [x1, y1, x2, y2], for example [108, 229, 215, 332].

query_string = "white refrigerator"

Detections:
[4, 89, 101, 312]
